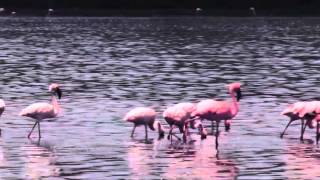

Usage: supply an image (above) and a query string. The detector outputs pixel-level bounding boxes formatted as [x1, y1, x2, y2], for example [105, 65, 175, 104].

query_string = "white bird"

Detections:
[20, 84, 62, 139]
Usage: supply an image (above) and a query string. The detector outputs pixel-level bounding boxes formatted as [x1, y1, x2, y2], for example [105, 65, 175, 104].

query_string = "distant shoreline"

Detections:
[0, 8, 320, 17]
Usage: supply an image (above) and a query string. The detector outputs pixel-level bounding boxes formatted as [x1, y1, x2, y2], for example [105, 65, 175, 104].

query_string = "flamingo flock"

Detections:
[125, 82, 320, 148]
[125, 82, 242, 148]
[0, 82, 318, 149]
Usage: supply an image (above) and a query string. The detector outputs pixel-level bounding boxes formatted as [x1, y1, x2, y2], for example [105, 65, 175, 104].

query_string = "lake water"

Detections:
[1, 17, 320, 179]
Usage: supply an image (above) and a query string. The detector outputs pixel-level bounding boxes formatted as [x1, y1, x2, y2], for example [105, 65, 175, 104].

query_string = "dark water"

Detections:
[1, 17, 320, 179]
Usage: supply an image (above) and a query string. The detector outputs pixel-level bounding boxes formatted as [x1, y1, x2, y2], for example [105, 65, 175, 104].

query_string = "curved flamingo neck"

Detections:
[229, 90, 239, 116]
[51, 96, 60, 115]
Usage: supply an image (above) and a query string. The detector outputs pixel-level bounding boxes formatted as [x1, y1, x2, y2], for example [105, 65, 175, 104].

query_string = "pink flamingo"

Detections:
[192, 82, 242, 148]
[19, 84, 62, 139]
[163, 102, 207, 142]
[124, 107, 165, 140]
[280, 101, 316, 141]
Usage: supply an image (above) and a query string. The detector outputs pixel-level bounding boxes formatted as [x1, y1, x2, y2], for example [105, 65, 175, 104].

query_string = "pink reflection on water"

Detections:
[127, 133, 238, 179]
[163, 134, 239, 179]
[0, 139, 7, 167]
[283, 140, 320, 179]
[22, 140, 60, 179]
[127, 139, 162, 179]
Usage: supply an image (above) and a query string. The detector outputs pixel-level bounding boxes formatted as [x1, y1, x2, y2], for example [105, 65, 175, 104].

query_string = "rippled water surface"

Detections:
[1, 17, 320, 179]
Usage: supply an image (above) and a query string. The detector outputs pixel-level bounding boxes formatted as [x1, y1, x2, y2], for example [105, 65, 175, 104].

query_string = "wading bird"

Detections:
[281, 101, 320, 143]
[124, 107, 164, 140]
[20, 84, 62, 139]
[192, 82, 242, 148]
[163, 102, 207, 142]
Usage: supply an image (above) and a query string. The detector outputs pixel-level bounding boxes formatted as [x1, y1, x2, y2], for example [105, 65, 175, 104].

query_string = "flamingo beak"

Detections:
[236, 89, 242, 101]
[158, 122, 165, 139]
[200, 124, 207, 140]
[224, 120, 231, 131]
[56, 87, 62, 99]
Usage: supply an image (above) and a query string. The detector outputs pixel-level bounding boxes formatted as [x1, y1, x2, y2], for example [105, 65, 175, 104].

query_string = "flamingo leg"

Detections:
[300, 119, 305, 141]
[198, 124, 207, 140]
[130, 125, 136, 137]
[144, 124, 148, 140]
[38, 121, 41, 139]
[167, 125, 173, 140]
[224, 120, 230, 131]
[211, 121, 214, 135]
[317, 121, 320, 144]
[183, 122, 188, 143]
[28, 121, 38, 138]
[172, 133, 181, 141]
[215, 120, 220, 150]
[280, 119, 294, 138]
[301, 119, 309, 141]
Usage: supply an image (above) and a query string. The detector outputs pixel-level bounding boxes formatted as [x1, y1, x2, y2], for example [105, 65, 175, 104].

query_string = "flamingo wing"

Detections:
[19, 103, 55, 119]
[124, 107, 156, 122]
[195, 99, 231, 116]
[174, 102, 196, 115]
[163, 106, 188, 122]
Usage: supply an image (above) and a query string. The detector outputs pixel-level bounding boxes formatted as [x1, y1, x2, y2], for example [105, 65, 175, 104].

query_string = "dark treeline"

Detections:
[0, 0, 320, 15]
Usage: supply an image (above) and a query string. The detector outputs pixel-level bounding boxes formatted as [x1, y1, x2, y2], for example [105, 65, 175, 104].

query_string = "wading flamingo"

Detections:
[163, 102, 207, 142]
[124, 107, 165, 140]
[280, 101, 320, 143]
[280, 101, 316, 141]
[20, 84, 62, 139]
[192, 82, 242, 148]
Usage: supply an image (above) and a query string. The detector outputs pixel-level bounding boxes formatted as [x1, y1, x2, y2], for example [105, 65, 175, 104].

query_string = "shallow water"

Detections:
[1, 17, 320, 179]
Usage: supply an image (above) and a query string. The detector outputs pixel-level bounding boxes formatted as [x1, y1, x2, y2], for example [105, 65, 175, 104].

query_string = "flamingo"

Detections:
[192, 82, 242, 148]
[280, 101, 316, 141]
[20, 83, 62, 139]
[163, 102, 207, 142]
[280, 101, 320, 143]
[124, 107, 165, 140]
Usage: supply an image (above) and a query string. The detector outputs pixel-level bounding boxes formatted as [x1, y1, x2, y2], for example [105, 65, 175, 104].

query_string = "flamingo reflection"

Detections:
[127, 139, 162, 179]
[283, 142, 320, 179]
[0, 139, 7, 168]
[163, 134, 239, 179]
[22, 140, 60, 179]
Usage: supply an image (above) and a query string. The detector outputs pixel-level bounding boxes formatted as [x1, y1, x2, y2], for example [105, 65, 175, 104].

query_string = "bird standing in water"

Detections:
[124, 107, 165, 141]
[192, 82, 242, 149]
[20, 84, 62, 139]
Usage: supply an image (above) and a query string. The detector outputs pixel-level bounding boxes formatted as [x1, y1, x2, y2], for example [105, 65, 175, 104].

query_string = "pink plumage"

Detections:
[20, 84, 62, 139]
[281, 101, 320, 142]
[163, 102, 207, 142]
[124, 107, 156, 123]
[125, 107, 164, 140]
[192, 82, 242, 148]
[20, 103, 57, 120]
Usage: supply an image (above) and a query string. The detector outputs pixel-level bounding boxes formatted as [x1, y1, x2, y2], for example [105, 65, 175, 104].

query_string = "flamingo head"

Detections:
[153, 120, 165, 139]
[49, 83, 62, 99]
[193, 120, 207, 139]
[227, 82, 242, 101]
[224, 120, 231, 131]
